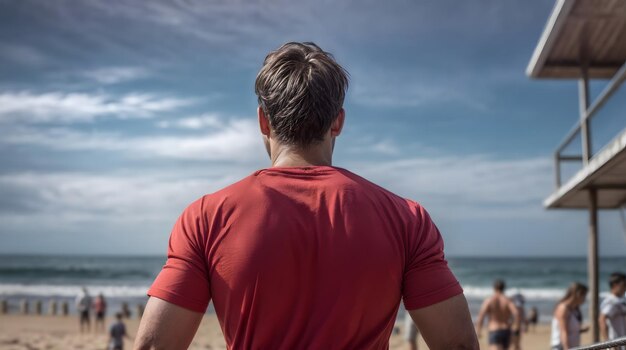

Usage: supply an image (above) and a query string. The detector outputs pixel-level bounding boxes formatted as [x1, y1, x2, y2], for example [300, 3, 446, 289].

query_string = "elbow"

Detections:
[463, 337, 480, 350]
[449, 340, 480, 350]
[133, 345, 161, 350]
[445, 332, 480, 350]
[132, 342, 151, 350]
[133, 338, 162, 350]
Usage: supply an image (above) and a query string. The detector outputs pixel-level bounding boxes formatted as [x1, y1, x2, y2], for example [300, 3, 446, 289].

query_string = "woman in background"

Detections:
[551, 282, 589, 350]
[93, 293, 107, 333]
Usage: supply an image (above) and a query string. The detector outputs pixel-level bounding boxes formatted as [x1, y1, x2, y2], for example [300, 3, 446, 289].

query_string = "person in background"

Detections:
[599, 272, 626, 350]
[109, 312, 133, 350]
[94, 293, 107, 332]
[404, 312, 419, 350]
[476, 279, 521, 350]
[121, 302, 131, 319]
[551, 282, 589, 350]
[527, 306, 538, 332]
[75, 286, 92, 333]
[510, 292, 527, 350]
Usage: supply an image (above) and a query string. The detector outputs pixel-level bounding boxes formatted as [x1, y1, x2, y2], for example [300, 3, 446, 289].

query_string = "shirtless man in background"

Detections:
[476, 279, 521, 350]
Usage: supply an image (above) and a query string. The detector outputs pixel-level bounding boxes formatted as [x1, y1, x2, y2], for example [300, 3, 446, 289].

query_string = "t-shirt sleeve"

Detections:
[402, 204, 462, 310]
[148, 198, 211, 313]
[601, 298, 617, 317]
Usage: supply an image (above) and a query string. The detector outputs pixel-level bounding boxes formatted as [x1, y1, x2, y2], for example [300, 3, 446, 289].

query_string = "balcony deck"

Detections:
[544, 128, 626, 209]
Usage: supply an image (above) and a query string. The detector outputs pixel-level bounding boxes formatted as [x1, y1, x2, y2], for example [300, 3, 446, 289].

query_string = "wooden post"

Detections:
[0, 299, 7, 314]
[588, 188, 599, 342]
[579, 64, 591, 165]
[35, 300, 42, 315]
[20, 299, 29, 315]
[121, 302, 131, 318]
[61, 301, 69, 316]
[49, 299, 57, 316]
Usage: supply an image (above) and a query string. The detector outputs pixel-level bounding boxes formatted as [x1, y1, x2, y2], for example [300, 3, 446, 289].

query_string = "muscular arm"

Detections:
[134, 297, 204, 350]
[475, 298, 489, 337]
[409, 294, 479, 350]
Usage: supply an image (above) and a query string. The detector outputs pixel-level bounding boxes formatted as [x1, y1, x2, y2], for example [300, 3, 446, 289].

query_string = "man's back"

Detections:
[148, 166, 461, 349]
[484, 294, 515, 330]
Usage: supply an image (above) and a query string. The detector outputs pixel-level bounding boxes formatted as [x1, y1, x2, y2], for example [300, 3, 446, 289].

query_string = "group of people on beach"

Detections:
[75, 287, 132, 350]
[476, 272, 626, 350]
[76, 287, 107, 333]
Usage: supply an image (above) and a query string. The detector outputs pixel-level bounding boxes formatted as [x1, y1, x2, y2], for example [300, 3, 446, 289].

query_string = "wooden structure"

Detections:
[527, 0, 626, 342]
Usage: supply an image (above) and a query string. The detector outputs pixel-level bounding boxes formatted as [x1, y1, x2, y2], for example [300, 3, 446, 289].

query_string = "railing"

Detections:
[571, 336, 626, 350]
[553, 60, 626, 188]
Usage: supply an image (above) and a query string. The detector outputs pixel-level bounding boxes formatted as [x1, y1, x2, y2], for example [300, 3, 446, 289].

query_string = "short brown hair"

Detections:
[493, 279, 505, 292]
[609, 272, 626, 288]
[255, 42, 349, 147]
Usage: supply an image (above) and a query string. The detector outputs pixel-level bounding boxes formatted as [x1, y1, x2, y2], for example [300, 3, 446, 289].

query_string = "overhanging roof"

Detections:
[527, 0, 626, 79]
[545, 128, 626, 209]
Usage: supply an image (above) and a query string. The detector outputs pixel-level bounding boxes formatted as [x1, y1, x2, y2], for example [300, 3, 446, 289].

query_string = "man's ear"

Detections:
[330, 108, 345, 137]
[258, 106, 271, 137]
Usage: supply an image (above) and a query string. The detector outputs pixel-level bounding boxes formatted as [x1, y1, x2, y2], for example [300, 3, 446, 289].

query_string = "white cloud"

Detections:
[2, 118, 264, 162]
[157, 113, 222, 129]
[0, 170, 250, 223]
[134, 119, 263, 161]
[0, 91, 193, 123]
[346, 155, 553, 219]
[81, 67, 150, 84]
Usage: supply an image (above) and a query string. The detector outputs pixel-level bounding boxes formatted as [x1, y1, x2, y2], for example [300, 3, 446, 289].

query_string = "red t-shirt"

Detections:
[148, 166, 461, 349]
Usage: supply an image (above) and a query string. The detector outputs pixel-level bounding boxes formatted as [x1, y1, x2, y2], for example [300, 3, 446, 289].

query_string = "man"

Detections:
[599, 272, 626, 350]
[134, 42, 477, 350]
[76, 286, 92, 333]
[476, 279, 520, 350]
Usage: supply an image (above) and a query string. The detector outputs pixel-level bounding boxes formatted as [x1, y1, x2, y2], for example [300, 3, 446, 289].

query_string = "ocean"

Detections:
[1, 255, 624, 323]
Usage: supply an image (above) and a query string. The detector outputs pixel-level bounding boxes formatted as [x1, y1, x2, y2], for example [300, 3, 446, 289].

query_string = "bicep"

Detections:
[135, 297, 204, 350]
[408, 294, 478, 350]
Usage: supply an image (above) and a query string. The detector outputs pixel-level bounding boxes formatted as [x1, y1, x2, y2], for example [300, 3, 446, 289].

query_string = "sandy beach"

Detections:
[0, 314, 594, 349]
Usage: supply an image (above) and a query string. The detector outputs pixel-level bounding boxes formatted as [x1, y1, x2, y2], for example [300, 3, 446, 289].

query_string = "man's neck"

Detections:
[270, 145, 332, 168]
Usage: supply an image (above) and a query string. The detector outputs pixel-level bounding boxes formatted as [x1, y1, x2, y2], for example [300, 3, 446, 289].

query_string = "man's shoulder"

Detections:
[484, 295, 498, 305]
[601, 294, 620, 308]
[336, 167, 423, 209]
[182, 173, 259, 213]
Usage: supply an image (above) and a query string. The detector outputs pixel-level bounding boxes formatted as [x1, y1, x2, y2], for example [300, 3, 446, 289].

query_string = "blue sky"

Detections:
[0, 0, 624, 256]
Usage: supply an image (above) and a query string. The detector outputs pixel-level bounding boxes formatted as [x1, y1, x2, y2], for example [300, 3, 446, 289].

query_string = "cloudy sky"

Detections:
[1, 0, 624, 256]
